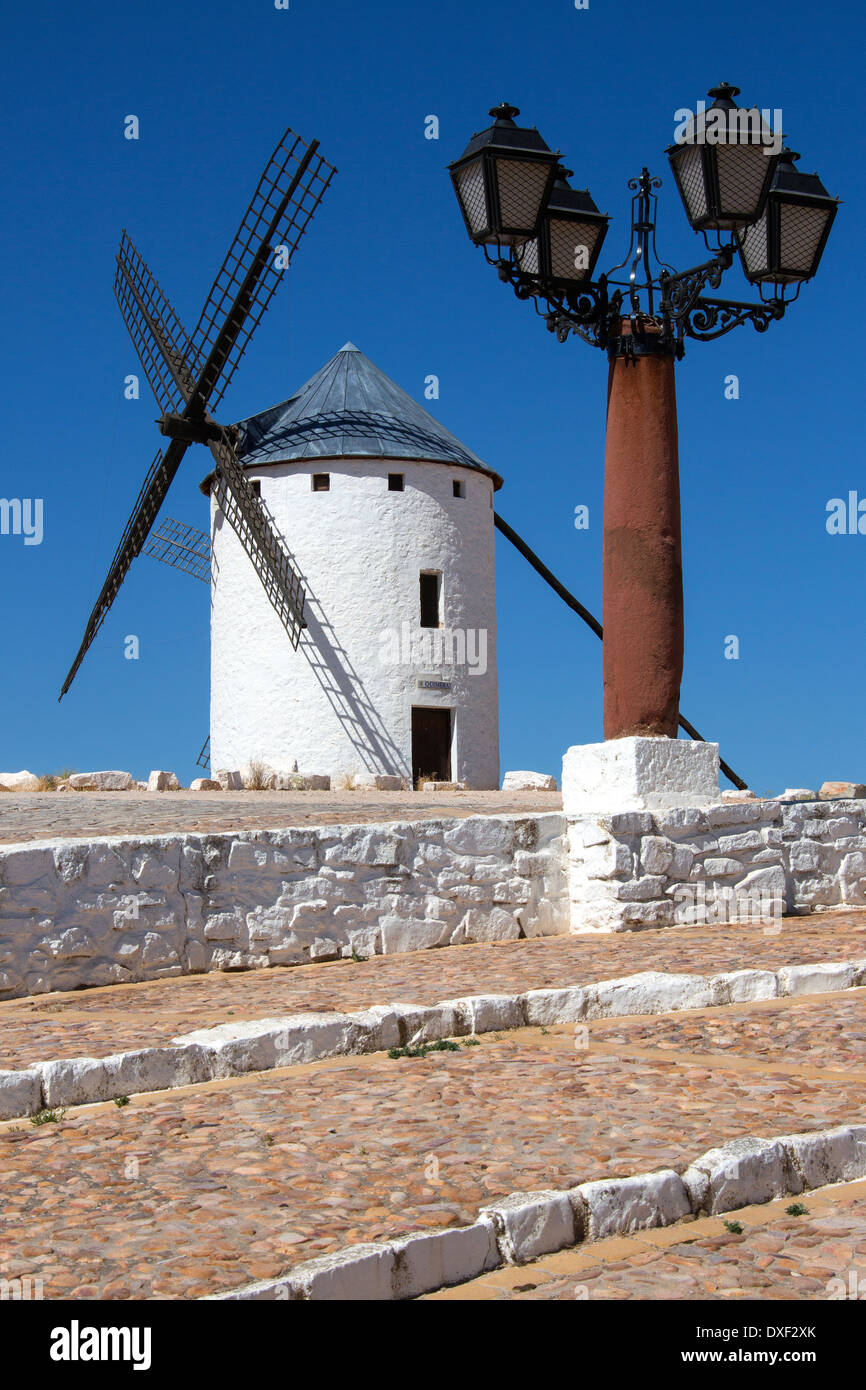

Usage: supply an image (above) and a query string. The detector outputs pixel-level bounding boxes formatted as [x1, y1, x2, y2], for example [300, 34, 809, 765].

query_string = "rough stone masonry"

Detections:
[0, 797, 865, 998]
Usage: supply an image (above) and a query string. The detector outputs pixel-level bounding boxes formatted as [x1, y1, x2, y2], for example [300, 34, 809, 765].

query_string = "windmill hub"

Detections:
[157, 414, 239, 449]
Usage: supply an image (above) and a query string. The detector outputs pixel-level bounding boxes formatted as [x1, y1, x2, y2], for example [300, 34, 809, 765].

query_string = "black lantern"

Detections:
[737, 151, 839, 285]
[667, 83, 782, 232]
[448, 103, 560, 247]
[515, 168, 610, 289]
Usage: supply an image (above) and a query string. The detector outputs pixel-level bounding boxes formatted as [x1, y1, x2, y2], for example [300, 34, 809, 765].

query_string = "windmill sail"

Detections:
[208, 438, 306, 648]
[114, 234, 196, 413]
[58, 123, 335, 698]
[59, 441, 189, 697]
[143, 517, 211, 583]
[186, 131, 336, 410]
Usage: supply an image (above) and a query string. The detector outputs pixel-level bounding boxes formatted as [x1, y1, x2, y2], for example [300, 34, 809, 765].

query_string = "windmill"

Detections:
[58, 125, 336, 699]
[142, 483, 748, 790]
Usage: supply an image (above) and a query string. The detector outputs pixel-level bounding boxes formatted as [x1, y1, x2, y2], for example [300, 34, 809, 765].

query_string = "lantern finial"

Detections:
[489, 103, 521, 122]
[707, 82, 741, 104]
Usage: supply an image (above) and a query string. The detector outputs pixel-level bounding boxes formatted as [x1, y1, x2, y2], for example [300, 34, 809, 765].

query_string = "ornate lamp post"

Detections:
[449, 88, 838, 751]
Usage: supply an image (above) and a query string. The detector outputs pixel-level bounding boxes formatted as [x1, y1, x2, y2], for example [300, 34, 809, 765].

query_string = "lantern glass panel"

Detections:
[549, 218, 600, 282]
[454, 158, 489, 237]
[779, 202, 831, 276]
[515, 236, 540, 275]
[671, 145, 708, 224]
[737, 214, 769, 278]
[716, 144, 774, 224]
[495, 158, 555, 241]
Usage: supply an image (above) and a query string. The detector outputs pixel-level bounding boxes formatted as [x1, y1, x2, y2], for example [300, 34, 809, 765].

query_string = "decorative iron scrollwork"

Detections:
[482, 172, 791, 357]
[682, 296, 786, 341]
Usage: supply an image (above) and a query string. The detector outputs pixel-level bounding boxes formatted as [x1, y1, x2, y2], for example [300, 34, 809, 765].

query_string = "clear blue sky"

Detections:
[1, 0, 862, 792]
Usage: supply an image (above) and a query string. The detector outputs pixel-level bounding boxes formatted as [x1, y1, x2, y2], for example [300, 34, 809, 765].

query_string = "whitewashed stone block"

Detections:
[442, 817, 514, 856]
[777, 962, 857, 996]
[2, 846, 56, 886]
[0, 771, 40, 792]
[68, 771, 134, 791]
[40, 1056, 111, 1108]
[391, 1002, 466, 1045]
[522, 986, 589, 1025]
[709, 969, 778, 1005]
[343, 1006, 401, 1052]
[293, 1243, 396, 1300]
[454, 906, 521, 943]
[444, 994, 525, 1034]
[481, 1189, 575, 1264]
[780, 1125, 866, 1190]
[391, 1222, 499, 1298]
[587, 971, 713, 1018]
[147, 771, 180, 792]
[562, 737, 719, 815]
[215, 770, 244, 790]
[501, 771, 557, 792]
[175, 1012, 357, 1075]
[654, 807, 706, 836]
[703, 858, 742, 876]
[0, 1068, 42, 1119]
[681, 1137, 798, 1214]
[572, 1169, 690, 1240]
[640, 836, 675, 874]
[706, 802, 767, 827]
[380, 916, 452, 953]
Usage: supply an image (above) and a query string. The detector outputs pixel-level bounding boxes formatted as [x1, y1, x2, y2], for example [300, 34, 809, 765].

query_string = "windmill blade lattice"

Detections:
[143, 517, 211, 583]
[208, 437, 306, 649]
[114, 235, 196, 413]
[186, 133, 336, 411]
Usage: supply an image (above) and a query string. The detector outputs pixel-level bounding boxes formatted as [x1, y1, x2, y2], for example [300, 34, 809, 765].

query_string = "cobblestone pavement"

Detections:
[2, 1007, 866, 1299]
[428, 1185, 866, 1300]
[0, 789, 561, 845]
[1, 913, 864, 1069]
[585, 991, 866, 1073]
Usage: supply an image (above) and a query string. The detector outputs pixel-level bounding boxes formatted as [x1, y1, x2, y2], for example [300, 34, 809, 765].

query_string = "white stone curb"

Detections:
[206, 1120, 866, 1300]
[2, 956, 865, 1122]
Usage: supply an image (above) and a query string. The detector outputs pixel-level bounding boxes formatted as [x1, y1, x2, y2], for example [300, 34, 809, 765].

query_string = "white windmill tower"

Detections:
[201, 343, 502, 788]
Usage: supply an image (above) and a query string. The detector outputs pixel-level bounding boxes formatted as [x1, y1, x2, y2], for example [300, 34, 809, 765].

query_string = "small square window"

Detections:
[312, 473, 330, 492]
[388, 473, 405, 492]
[453, 479, 465, 498]
[250, 480, 262, 498]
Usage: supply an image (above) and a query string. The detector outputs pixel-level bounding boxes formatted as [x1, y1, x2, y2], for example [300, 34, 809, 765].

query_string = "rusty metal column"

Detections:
[602, 318, 683, 739]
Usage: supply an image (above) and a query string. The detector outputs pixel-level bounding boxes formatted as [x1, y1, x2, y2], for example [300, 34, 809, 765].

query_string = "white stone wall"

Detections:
[780, 798, 866, 912]
[3, 798, 865, 1000]
[0, 814, 567, 1000]
[566, 798, 866, 930]
[567, 801, 788, 931]
[210, 456, 499, 788]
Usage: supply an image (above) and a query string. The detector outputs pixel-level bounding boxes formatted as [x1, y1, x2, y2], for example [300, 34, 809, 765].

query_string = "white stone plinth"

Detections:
[562, 737, 719, 816]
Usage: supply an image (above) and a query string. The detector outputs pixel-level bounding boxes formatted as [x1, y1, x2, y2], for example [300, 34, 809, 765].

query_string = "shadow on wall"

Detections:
[260, 498, 409, 778]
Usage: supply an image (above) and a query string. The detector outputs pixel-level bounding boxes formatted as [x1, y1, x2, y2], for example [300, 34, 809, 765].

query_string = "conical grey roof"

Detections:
[232, 343, 502, 488]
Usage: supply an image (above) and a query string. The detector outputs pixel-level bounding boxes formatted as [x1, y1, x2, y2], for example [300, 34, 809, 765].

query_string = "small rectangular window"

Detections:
[453, 479, 464, 498]
[388, 473, 405, 491]
[420, 571, 440, 629]
[250, 480, 262, 497]
[312, 473, 330, 492]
